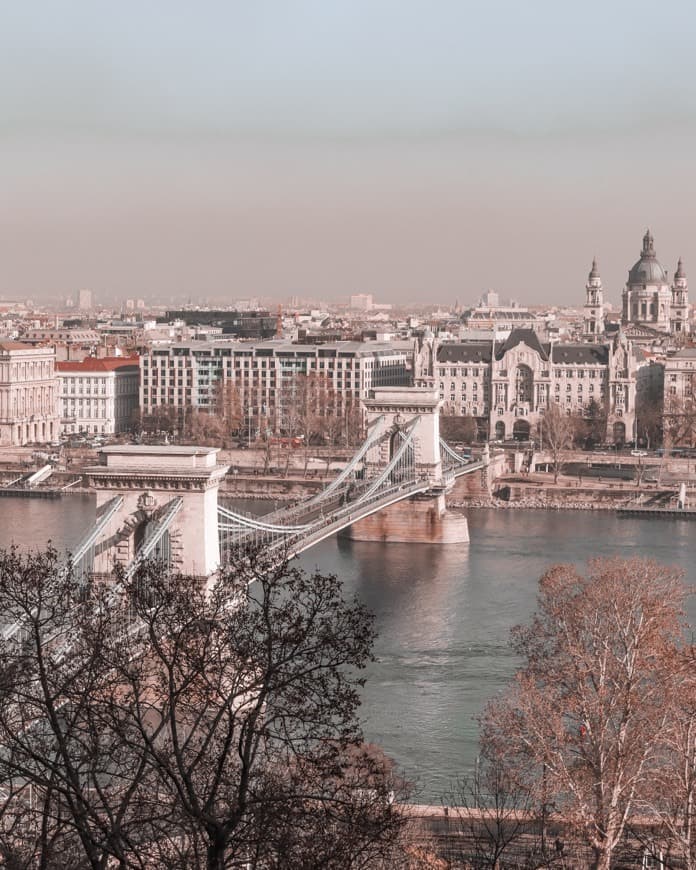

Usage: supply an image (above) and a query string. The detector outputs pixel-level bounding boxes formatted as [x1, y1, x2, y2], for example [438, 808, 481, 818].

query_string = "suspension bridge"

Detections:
[65, 385, 487, 582]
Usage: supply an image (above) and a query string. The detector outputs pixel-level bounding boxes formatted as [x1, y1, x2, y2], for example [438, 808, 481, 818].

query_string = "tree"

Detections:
[583, 399, 607, 445]
[480, 557, 687, 870]
[342, 397, 365, 447]
[439, 414, 479, 445]
[536, 403, 575, 483]
[444, 758, 539, 869]
[0, 546, 408, 869]
[633, 651, 696, 870]
[635, 393, 663, 450]
[280, 373, 333, 475]
[663, 379, 696, 448]
[213, 380, 244, 439]
[182, 409, 226, 445]
[0, 546, 153, 869]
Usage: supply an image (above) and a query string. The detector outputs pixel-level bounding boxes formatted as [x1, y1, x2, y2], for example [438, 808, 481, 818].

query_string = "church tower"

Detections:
[670, 257, 690, 336]
[583, 258, 604, 341]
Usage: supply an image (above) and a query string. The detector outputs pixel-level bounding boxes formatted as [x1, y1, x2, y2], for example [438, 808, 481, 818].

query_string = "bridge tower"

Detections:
[85, 446, 229, 578]
[341, 384, 470, 544]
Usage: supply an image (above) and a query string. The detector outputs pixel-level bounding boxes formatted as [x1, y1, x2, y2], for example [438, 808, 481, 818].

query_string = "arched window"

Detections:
[515, 365, 533, 404]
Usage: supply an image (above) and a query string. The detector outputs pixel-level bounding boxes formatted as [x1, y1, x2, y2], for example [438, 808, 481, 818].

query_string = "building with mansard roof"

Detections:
[418, 327, 639, 444]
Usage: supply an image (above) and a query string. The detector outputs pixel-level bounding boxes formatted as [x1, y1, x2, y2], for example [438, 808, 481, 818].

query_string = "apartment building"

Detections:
[140, 340, 414, 433]
[56, 356, 140, 435]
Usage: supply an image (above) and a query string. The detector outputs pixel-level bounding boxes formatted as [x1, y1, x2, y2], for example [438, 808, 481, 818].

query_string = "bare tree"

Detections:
[444, 758, 538, 869]
[0, 546, 408, 869]
[636, 393, 663, 450]
[182, 409, 226, 445]
[633, 652, 696, 869]
[281, 372, 333, 475]
[0, 547, 156, 869]
[481, 557, 687, 870]
[213, 380, 243, 440]
[342, 397, 365, 447]
[663, 387, 696, 448]
[536, 403, 575, 483]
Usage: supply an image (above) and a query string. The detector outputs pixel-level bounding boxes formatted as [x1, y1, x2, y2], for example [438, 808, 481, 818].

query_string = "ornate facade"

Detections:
[621, 229, 689, 336]
[582, 259, 604, 341]
[0, 342, 60, 446]
[418, 328, 638, 444]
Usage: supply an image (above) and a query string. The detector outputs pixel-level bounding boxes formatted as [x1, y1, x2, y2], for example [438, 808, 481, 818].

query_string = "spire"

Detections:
[588, 257, 600, 281]
[675, 257, 687, 280]
[642, 228, 656, 257]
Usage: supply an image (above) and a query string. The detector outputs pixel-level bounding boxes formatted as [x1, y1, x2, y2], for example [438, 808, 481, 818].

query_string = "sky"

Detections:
[3, 0, 696, 307]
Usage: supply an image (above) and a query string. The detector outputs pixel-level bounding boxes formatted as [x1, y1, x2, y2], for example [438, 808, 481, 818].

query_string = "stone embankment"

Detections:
[450, 474, 676, 512]
[450, 494, 634, 511]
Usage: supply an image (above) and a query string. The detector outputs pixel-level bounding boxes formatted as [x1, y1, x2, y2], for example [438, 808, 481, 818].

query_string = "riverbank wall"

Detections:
[451, 477, 677, 511]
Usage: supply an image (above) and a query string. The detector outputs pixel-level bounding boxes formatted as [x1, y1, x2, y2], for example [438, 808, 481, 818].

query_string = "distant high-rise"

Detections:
[350, 293, 373, 311]
[479, 289, 500, 308]
[78, 289, 93, 311]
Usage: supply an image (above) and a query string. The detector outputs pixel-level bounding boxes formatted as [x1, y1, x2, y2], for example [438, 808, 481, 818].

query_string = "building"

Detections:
[460, 301, 540, 337]
[56, 356, 140, 435]
[140, 340, 414, 435]
[78, 289, 93, 311]
[419, 328, 638, 444]
[0, 342, 60, 445]
[22, 328, 103, 361]
[349, 294, 374, 311]
[164, 310, 277, 339]
[621, 230, 690, 337]
[582, 259, 605, 341]
[659, 348, 696, 446]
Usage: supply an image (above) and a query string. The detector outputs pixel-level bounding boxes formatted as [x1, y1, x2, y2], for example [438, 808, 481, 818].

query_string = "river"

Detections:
[2, 497, 696, 800]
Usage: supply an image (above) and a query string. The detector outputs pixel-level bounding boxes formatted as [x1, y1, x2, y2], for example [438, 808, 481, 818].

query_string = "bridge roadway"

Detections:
[219, 458, 485, 560]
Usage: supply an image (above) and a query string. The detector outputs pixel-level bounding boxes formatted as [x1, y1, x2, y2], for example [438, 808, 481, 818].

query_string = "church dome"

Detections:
[627, 229, 668, 285]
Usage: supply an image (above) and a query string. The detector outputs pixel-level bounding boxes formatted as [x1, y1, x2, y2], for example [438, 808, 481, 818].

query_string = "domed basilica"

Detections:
[583, 229, 690, 342]
[621, 229, 689, 337]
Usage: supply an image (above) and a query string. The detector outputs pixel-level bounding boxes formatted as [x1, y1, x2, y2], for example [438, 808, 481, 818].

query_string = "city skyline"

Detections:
[4, 0, 696, 304]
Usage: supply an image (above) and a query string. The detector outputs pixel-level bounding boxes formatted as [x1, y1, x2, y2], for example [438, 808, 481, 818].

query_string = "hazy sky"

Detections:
[3, 0, 696, 306]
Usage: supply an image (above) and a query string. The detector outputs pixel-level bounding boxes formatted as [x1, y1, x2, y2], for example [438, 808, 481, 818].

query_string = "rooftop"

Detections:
[56, 356, 139, 372]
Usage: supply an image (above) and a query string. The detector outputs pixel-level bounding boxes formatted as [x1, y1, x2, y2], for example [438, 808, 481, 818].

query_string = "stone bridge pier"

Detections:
[340, 385, 470, 544]
[85, 446, 229, 578]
